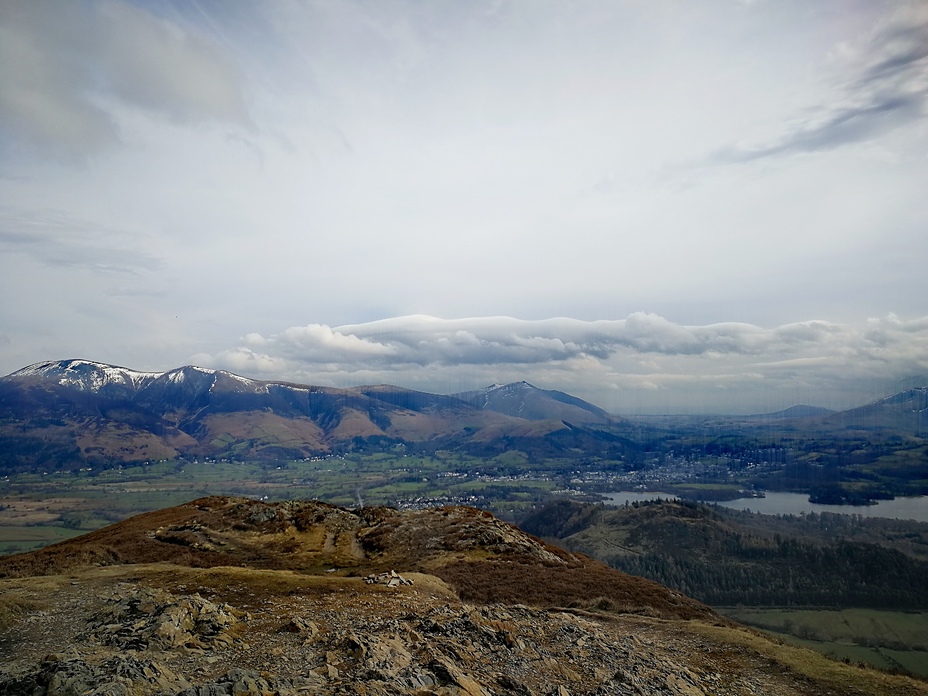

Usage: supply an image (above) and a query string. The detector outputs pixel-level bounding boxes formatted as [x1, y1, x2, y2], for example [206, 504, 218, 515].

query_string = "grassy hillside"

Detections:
[520, 498, 928, 675]
[520, 499, 928, 609]
[719, 608, 928, 677]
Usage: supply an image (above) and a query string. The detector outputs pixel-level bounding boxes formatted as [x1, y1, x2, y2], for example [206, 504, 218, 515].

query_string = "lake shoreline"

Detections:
[604, 490, 928, 523]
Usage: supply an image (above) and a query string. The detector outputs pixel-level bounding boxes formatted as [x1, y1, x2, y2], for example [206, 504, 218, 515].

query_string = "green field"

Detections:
[720, 607, 928, 676]
[0, 454, 578, 556]
[0, 525, 86, 555]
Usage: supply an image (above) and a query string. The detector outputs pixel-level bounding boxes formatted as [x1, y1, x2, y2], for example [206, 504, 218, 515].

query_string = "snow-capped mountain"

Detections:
[0, 360, 626, 471]
[10, 359, 275, 396]
[11, 359, 161, 397]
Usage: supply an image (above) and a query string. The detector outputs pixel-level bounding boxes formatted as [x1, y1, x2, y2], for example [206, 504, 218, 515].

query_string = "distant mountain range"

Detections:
[742, 393, 928, 431]
[0, 359, 625, 471]
[1, 359, 925, 472]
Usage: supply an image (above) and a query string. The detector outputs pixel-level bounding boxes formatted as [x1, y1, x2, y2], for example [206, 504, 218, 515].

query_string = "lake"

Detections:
[604, 491, 928, 523]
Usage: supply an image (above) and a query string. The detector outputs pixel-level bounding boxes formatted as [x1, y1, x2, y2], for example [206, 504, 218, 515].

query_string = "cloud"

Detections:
[0, 208, 163, 275]
[710, 4, 928, 164]
[0, 2, 923, 416]
[224, 314, 780, 371]
[93, 1, 248, 125]
[0, 0, 248, 160]
[190, 313, 928, 413]
[200, 314, 928, 397]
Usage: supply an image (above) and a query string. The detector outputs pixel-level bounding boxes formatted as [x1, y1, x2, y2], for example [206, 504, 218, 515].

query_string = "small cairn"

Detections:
[363, 570, 413, 587]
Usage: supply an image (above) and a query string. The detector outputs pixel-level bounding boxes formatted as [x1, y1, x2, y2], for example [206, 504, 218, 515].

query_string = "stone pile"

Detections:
[363, 570, 413, 587]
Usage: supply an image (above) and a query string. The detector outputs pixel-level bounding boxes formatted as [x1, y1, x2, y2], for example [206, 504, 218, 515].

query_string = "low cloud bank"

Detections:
[196, 313, 928, 413]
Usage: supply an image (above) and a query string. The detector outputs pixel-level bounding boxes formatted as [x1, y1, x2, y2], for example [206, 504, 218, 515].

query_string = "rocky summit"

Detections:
[1, 497, 927, 696]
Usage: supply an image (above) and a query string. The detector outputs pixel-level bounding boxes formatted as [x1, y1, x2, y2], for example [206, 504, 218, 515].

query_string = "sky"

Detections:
[1, 0, 926, 414]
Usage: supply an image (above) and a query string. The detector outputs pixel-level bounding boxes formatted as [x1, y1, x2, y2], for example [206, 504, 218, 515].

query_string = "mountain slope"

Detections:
[520, 499, 928, 610]
[823, 387, 928, 434]
[453, 381, 616, 424]
[0, 496, 713, 621]
[3, 360, 615, 470]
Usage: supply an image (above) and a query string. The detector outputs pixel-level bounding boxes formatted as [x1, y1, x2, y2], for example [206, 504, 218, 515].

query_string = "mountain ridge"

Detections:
[0, 495, 715, 621]
[0, 360, 617, 471]
[3, 359, 927, 473]
[452, 381, 616, 424]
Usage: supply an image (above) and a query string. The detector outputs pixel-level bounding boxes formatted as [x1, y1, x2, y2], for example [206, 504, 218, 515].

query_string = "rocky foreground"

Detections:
[1, 497, 927, 696]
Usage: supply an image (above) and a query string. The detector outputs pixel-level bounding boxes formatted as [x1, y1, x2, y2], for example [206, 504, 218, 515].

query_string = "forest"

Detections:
[519, 498, 928, 609]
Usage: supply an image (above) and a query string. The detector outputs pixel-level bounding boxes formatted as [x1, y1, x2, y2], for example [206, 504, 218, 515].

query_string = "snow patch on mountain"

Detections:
[10, 359, 161, 392]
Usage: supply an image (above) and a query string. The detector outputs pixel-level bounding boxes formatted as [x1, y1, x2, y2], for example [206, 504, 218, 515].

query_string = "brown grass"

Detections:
[433, 555, 719, 622]
[0, 575, 62, 630]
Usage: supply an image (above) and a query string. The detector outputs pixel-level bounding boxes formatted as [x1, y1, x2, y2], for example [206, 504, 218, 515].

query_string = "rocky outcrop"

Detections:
[84, 586, 243, 651]
[175, 669, 313, 696]
[3, 563, 928, 696]
[0, 498, 718, 623]
[0, 654, 189, 696]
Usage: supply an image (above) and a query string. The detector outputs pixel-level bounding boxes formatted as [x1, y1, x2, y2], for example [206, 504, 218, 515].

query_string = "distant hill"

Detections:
[744, 404, 835, 420]
[520, 498, 928, 610]
[452, 381, 616, 424]
[0, 360, 627, 472]
[0, 495, 713, 622]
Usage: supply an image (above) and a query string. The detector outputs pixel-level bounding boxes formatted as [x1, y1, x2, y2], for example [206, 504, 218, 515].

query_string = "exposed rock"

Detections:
[278, 616, 318, 635]
[364, 570, 413, 586]
[174, 668, 320, 696]
[84, 585, 243, 651]
[0, 654, 188, 696]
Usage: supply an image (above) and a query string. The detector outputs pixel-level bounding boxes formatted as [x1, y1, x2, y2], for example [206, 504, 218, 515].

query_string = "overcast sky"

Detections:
[1, 0, 926, 414]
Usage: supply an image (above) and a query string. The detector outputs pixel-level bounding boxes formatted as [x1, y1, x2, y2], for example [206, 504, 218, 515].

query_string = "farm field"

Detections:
[0, 454, 572, 554]
[0, 524, 85, 555]
[720, 607, 928, 676]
